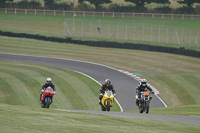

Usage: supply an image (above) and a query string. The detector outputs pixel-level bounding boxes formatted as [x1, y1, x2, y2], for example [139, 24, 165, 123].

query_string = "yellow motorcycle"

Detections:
[101, 90, 114, 111]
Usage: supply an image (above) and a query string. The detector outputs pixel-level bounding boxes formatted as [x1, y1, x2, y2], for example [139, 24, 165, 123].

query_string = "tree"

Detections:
[125, 0, 170, 8]
[177, 0, 200, 7]
[44, 0, 55, 7]
[0, 0, 13, 8]
[78, 0, 112, 9]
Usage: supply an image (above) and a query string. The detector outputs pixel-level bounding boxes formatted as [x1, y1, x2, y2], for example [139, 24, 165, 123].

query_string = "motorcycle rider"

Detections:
[135, 79, 154, 106]
[40, 77, 56, 101]
[99, 79, 116, 105]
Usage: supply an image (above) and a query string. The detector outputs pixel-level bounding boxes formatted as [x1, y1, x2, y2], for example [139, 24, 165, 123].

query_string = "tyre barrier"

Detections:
[0, 30, 200, 58]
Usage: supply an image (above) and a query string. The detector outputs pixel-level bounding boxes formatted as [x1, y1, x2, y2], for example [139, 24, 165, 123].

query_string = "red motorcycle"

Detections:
[41, 87, 55, 108]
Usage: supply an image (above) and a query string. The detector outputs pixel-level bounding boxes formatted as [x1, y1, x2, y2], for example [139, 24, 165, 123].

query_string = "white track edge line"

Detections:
[74, 71, 124, 112]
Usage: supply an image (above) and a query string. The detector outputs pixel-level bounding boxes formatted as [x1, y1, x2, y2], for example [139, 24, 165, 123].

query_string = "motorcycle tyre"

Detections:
[106, 101, 110, 111]
[45, 97, 51, 108]
[101, 105, 106, 111]
[145, 102, 149, 114]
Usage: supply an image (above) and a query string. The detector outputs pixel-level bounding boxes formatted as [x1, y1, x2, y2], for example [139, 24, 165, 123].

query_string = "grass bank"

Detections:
[0, 61, 120, 111]
[1, 103, 200, 133]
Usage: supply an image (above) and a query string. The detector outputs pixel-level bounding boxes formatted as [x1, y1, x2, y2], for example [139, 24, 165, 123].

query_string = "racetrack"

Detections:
[1, 52, 200, 125]
[0, 52, 165, 111]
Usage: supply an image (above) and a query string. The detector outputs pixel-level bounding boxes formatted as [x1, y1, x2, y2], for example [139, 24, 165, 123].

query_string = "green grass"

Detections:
[0, 13, 200, 50]
[0, 61, 120, 111]
[0, 36, 200, 109]
[129, 105, 200, 116]
[1, 103, 200, 133]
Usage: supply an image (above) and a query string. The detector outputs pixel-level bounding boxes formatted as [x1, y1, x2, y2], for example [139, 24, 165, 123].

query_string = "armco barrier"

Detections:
[0, 30, 199, 58]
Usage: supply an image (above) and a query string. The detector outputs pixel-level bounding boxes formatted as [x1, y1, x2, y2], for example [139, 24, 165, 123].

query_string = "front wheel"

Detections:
[139, 102, 143, 113]
[145, 102, 149, 114]
[45, 97, 51, 108]
[106, 101, 110, 111]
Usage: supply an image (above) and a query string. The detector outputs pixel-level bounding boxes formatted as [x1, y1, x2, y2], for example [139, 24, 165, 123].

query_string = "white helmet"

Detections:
[46, 77, 52, 83]
[141, 79, 147, 86]
[105, 79, 111, 84]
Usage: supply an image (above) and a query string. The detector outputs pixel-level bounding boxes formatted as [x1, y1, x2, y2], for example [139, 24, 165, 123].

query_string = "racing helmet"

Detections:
[46, 77, 52, 84]
[105, 79, 111, 86]
[141, 79, 147, 87]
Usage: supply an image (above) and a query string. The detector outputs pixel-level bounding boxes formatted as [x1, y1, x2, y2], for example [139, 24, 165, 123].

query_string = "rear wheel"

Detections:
[106, 101, 110, 111]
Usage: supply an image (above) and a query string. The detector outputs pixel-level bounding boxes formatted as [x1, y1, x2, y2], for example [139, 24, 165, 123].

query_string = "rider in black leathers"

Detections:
[99, 79, 116, 105]
[40, 77, 56, 101]
[136, 79, 154, 106]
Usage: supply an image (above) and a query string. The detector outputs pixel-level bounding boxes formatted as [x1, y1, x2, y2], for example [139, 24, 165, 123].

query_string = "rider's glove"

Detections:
[114, 93, 116, 97]
[100, 93, 103, 96]
[41, 90, 44, 93]
[54, 91, 56, 95]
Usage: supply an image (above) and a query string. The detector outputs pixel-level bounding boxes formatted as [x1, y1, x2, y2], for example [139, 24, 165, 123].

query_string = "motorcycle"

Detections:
[138, 91, 152, 114]
[41, 87, 55, 108]
[101, 90, 114, 111]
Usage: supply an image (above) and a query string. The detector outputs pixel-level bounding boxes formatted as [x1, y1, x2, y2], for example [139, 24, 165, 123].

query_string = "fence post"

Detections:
[152, 14, 154, 19]
[113, 12, 114, 18]
[107, 22, 109, 38]
[166, 26, 169, 43]
[54, 10, 56, 16]
[93, 12, 94, 17]
[122, 13, 124, 18]
[189, 29, 192, 46]
[44, 9, 45, 15]
[103, 12, 104, 17]
[172, 14, 174, 20]
[158, 25, 160, 43]
[142, 13, 144, 18]
[35, 9, 36, 15]
[63, 11, 65, 16]
[15, 8, 17, 14]
[117, 23, 118, 39]
[90, 21, 92, 37]
[134, 24, 136, 41]
[197, 31, 199, 47]
[142, 24, 144, 41]
[81, 21, 83, 36]
[132, 13, 134, 18]
[182, 14, 184, 20]
[162, 14, 164, 19]
[125, 24, 127, 40]
[151, 25, 152, 42]
[5, 8, 7, 14]
[182, 28, 184, 46]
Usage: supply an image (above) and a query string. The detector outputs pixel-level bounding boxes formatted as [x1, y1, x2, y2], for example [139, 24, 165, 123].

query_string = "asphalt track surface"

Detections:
[1, 52, 200, 125]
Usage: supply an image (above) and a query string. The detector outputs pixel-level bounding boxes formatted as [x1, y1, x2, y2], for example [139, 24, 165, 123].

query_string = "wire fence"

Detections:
[64, 19, 200, 48]
[1, 8, 200, 20]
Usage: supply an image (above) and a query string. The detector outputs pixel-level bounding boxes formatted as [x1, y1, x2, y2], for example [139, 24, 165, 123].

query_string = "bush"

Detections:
[76, 2, 95, 11]
[175, 7, 195, 14]
[108, 3, 134, 12]
[153, 7, 172, 13]
[16, 0, 41, 9]
[195, 5, 200, 14]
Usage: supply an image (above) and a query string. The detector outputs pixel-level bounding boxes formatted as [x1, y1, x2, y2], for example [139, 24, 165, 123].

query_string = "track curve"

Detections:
[0, 52, 165, 111]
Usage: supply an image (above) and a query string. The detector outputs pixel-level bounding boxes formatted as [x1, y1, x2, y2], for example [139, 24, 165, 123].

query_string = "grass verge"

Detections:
[0, 61, 120, 111]
[128, 105, 200, 116]
[1, 103, 200, 133]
